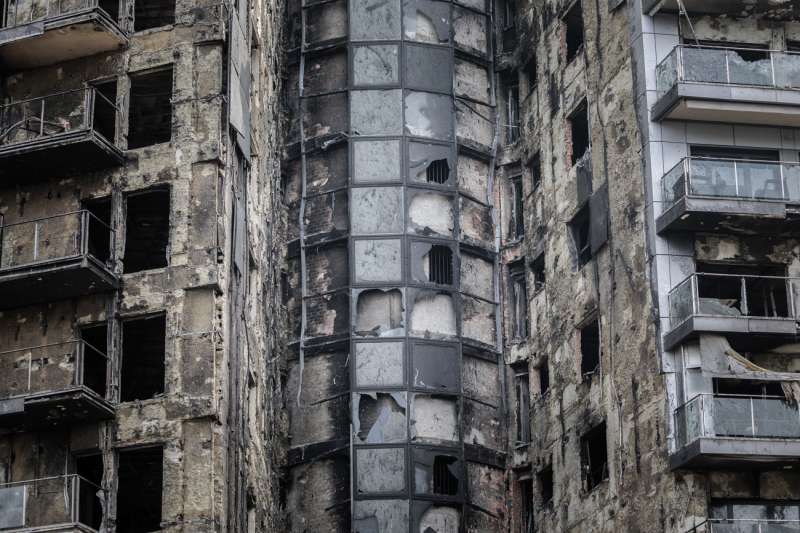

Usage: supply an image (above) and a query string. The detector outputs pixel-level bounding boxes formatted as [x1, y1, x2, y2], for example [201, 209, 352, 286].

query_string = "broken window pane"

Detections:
[405, 44, 453, 93]
[411, 242, 454, 285]
[410, 393, 458, 443]
[305, 0, 347, 44]
[409, 290, 457, 338]
[353, 140, 402, 183]
[354, 239, 403, 283]
[413, 502, 461, 533]
[413, 449, 461, 496]
[580, 318, 600, 379]
[354, 500, 409, 533]
[356, 448, 406, 493]
[354, 288, 405, 336]
[564, 1, 584, 63]
[514, 364, 530, 443]
[353, 45, 400, 86]
[580, 422, 608, 491]
[508, 260, 528, 340]
[453, 7, 487, 55]
[411, 342, 458, 391]
[304, 48, 348, 94]
[351, 90, 404, 136]
[408, 192, 454, 236]
[405, 91, 453, 140]
[569, 203, 591, 267]
[403, 0, 450, 43]
[351, 187, 404, 235]
[353, 392, 408, 443]
[128, 67, 173, 149]
[303, 92, 348, 139]
[350, 0, 401, 41]
[121, 314, 166, 402]
[409, 142, 452, 185]
[569, 99, 590, 165]
[355, 341, 405, 387]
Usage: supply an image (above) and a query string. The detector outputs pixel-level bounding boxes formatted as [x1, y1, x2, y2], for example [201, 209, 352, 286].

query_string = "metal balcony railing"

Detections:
[0, 210, 114, 273]
[0, 474, 104, 531]
[0, 87, 119, 149]
[675, 394, 800, 449]
[656, 45, 800, 95]
[0, 340, 108, 401]
[685, 519, 800, 533]
[668, 273, 800, 327]
[662, 157, 800, 206]
[1, 0, 117, 29]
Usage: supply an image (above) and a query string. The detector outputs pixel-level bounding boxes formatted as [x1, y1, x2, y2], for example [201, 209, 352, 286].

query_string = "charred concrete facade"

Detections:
[0, 0, 286, 530]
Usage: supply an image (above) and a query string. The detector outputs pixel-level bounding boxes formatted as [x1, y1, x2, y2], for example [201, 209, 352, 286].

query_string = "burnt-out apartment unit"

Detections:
[283, 0, 800, 530]
[0, 0, 286, 529]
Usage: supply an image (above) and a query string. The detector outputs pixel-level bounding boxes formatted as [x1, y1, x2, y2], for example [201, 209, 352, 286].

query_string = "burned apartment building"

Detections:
[0, 0, 287, 529]
[283, 0, 800, 530]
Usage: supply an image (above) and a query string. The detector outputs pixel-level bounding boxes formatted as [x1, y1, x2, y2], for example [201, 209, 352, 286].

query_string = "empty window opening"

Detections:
[569, 204, 590, 267]
[514, 363, 530, 444]
[580, 422, 608, 491]
[525, 56, 537, 94]
[531, 253, 545, 292]
[580, 318, 600, 379]
[82, 196, 113, 264]
[789, 40, 800, 53]
[134, 0, 176, 31]
[426, 245, 453, 285]
[518, 474, 533, 533]
[564, 1, 584, 63]
[124, 188, 170, 273]
[509, 260, 528, 340]
[128, 67, 173, 149]
[80, 324, 108, 398]
[426, 159, 450, 184]
[529, 153, 541, 191]
[504, 70, 520, 144]
[117, 446, 163, 533]
[432, 455, 459, 496]
[355, 289, 404, 336]
[500, 0, 517, 52]
[538, 465, 553, 507]
[568, 100, 589, 166]
[713, 378, 783, 397]
[539, 357, 549, 396]
[75, 453, 104, 531]
[695, 262, 788, 318]
[690, 145, 779, 161]
[92, 80, 117, 142]
[510, 176, 524, 239]
[121, 314, 166, 402]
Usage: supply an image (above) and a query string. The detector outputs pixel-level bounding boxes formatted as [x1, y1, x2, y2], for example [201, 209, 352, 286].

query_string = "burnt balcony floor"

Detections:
[0, 130, 123, 177]
[670, 436, 800, 470]
[656, 197, 800, 234]
[644, 0, 800, 17]
[0, 255, 118, 310]
[0, 7, 127, 71]
[0, 387, 114, 433]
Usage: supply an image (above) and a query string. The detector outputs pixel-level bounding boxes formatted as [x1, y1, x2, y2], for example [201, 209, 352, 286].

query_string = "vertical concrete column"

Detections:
[285, 0, 505, 530]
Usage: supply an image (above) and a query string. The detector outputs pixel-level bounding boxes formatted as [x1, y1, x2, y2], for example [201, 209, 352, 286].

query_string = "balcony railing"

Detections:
[1, 0, 118, 30]
[0, 340, 108, 402]
[0, 475, 104, 531]
[0, 210, 114, 273]
[668, 273, 800, 327]
[675, 394, 800, 449]
[657, 45, 800, 96]
[663, 157, 800, 206]
[0, 87, 118, 150]
[685, 519, 800, 533]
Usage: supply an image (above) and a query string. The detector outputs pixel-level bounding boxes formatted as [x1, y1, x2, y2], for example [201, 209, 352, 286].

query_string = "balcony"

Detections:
[0, 475, 104, 532]
[0, 340, 113, 431]
[657, 157, 800, 234]
[0, 87, 124, 177]
[665, 273, 800, 350]
[654, 45, 800, 127]
[672, 394, 800, 469]
[685, 519, 800, 532]
[0, 0, 126, 71]
[0, 211, 118, 309]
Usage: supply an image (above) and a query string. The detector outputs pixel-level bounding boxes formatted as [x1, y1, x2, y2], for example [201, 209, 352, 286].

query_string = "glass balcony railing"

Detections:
[662, 157, 800, 206]
[0, 210, 114, 272]
[1, 0, 119, 30]
[656, 45, 800, 95]
[0, 87, 119, 150]
[668, 273, 800, 327]
[0, 340, 108, 401]
[0, 475, 104, 531]
[675, 394, 800, 449]
[686, 519, 800, 533]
